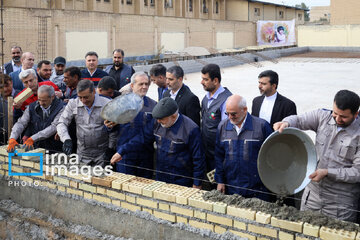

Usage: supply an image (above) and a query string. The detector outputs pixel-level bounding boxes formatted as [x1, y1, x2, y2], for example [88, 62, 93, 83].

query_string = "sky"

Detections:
[259, 0, 330, 7]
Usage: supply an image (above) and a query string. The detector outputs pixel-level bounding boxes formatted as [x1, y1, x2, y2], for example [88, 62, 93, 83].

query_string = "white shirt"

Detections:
[259, 92, 277, 124]
[234, 114, 247, 136]
[206, 85, 228, 121]
[170, 87, 181, 100]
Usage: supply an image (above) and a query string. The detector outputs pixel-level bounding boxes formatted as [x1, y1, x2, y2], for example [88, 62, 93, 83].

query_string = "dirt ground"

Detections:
[285, 51, 360, 58]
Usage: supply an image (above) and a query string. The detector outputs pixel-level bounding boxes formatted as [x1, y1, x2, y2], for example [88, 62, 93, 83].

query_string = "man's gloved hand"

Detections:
[24, 137, 34, 151]
[7, 138, 19, 153]
[63, 139, 73, 155]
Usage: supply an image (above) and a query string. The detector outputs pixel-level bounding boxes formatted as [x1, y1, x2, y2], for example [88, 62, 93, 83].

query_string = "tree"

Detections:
[295, 2, 310, 21]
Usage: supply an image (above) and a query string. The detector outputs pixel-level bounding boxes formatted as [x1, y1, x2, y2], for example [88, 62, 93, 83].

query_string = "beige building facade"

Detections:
[309, 6, 330, 22]
[331, 0, 360, 25]
[3, 0, 305, 62]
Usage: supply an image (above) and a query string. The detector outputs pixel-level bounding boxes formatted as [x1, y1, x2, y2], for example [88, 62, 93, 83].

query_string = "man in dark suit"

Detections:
[163, 65, 201, 126]
[252, 70, 296, 129]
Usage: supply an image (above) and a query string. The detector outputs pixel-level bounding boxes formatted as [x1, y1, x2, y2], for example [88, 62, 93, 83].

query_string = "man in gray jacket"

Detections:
[57, 80, 117, 166]
[274, 90, 360, 222]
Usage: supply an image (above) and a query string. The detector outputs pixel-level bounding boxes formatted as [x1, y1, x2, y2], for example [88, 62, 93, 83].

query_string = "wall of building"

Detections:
[331, 0, 360, 25]
[298, 24, 360, 47]
[226, 0, 248, 21]
[310, 6, 330, 22]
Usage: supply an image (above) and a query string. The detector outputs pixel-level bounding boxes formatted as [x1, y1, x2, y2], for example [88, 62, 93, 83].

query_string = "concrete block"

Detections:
[271, 217, 303, 233]
[194, 210, 206, 220]
[121, 202, 141, 212]
[159, 203, 170, 211]
[154, 210, 176, 222]
[213, 201, 227, 214]
[279, 231, 294, 240]
[111, 175, 136, 190]
[68, 180, 78, 189]
[112, 199, 121, 207]
[142, 181, 166, 198]
[207, 213, 233, 227]
[106, 189, 126, 200]
[137, 197, 158, 209]
[189, 220, 214, 232]
[214, 225, 227, 234]
[256, 211, 271, 224]
[233, 220, 246, 230]
[92, 176, 117, 188]
[58, 186, 66, 192]
[302, 223, 320, 237]
[142, 207, 153, 215]
[66, 187, 83, 197]
[14, 87, 33, 104]
[53, 176, 70, 186]
[79, 183, 97, 193]
[122, 177, 155, 195]
[227, 205, 256, 220]
[170, 205, 194, 217]
[83, 192, 93, 200]
[96, 187, 107, 195]
[248, 223, 278, 238]
[319, 226, 356, 240]
[19, 160, 34, 168]
[188, 191, 214, 211]
[153, 184, 189, 202]
[93, 194, 111, 204]
[229, 230, 256, 240]
[125, 195, 136, 204]
[175, 187, 199, 205]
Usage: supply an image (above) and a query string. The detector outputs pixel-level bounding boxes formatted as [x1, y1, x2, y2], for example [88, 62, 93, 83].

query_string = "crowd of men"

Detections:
[1, 45, 359, 223]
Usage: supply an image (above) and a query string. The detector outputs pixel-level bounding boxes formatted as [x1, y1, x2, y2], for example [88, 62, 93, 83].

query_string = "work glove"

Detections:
[62, 139, 73, 155]
[7, 138, 19, 153]
[24, 137, 34, 152]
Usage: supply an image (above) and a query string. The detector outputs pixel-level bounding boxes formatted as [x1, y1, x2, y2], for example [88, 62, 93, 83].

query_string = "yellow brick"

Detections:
[188, 191, 213, 211]
[79, 183, 96, 193]
[207, 213, 233, 227]
[12, 158, 20, 165]
[19, 160, 34, 168]
[11, 166, 23, 173]
[93, 194, 111, 204]
[295, 236, 312, 240]
[125, 195, 136, 204]
[96, 187, 107, 195]
[0, 170, 4, 175]
[213, 201, 227, 214]
[20, 176, 33, 183]
[159, 203, 170, 211]
[303, 223, 320, 237]
[214, 225, 227, 234]
[153, 184, 188, 202]
[279, 231, 294, 240]
[142, 207, 153, 215]
[84, 192, 93, 200]
[111, 175, 136, 190]
[170, 205, 194, 217]
[176, 215, 188, 224]
[233, 220, 246, 230]
[92, 176, 117, 188]
[42, 181, 57, 189]
[69, 180, 78, 189]
[121, 202, 141, 212]
[194, 210, 206, 220]
[154, 210, 176, 222]
[122, 177, 155, 195]
[189, 220, 214, 232]
[14, 87, 33, 104]
[271, 217, 303, 233]
[319, 226, 356, 240]
[66, 188, 83, 197]
[248, 224, 278, 238]
[2, 164, 8, 170]
[112, 200, 121, 207]
[53, 176, 70, 186]
[175, 187, 199, 205]
[229, 230, 256, 240]
[58, 186, 66, 192]
[142, 181, 166, 198]
[137, 197, 158, 209]
[256, 211, 271, 224]
[107, 189, 126, 200]
[227, 206, 256, 220]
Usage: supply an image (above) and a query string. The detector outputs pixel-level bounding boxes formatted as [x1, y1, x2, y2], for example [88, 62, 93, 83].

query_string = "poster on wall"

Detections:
[257, 19, 296, 46]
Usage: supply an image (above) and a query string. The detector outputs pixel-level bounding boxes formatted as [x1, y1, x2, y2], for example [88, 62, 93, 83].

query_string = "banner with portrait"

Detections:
[257, 19, 296, 46]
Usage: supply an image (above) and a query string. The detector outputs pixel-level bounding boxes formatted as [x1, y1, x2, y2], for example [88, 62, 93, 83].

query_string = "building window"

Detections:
[164, 0, 173, 8]
[254, 8, 260, 16]
[279, 10, 284, 19]
[189, 0, 193, 12]
[121, 0, 124, 4]
[298, 13, 302, 20]
[203, 0, 208, 13]
[144, 0, 147, 6]
[104, 0, 110, 2]
[150, 0, 155, 6]
[215, 1, 219, 14]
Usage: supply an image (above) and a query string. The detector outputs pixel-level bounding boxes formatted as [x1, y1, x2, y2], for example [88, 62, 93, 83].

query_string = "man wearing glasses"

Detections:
[214, 95, 273, 200]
